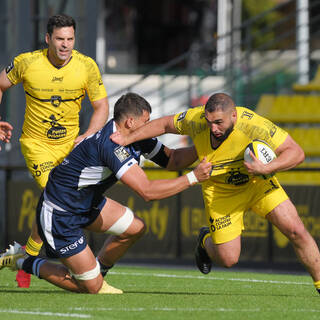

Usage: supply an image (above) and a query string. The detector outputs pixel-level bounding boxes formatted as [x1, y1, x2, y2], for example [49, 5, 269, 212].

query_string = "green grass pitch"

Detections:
[0, 265, 319, 320]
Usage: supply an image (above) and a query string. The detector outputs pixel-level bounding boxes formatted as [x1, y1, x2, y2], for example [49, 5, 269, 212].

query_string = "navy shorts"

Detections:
[36, 193, 106, 259]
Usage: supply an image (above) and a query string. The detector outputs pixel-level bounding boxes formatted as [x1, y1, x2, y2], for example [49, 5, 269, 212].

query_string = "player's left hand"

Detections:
[244, 151, 270, 175]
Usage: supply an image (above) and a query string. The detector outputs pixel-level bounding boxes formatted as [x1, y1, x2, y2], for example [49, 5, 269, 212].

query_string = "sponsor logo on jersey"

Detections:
[177, 111, 187, 121]
[40, 161, 54, 173]
[241, 111, 253, 120]
[32, 164, 42, 177]
[269, 125, 277, 137]
[263, 120, 278, 137]
[114, 146, 131, 162]
[43, 114, 67, 139]
[5, 61, 14, 74]
[51, 76, 64, 82]
[60, 236, 85, 254]
[62, 159, 69, 165]
[225, 168, 249, 185]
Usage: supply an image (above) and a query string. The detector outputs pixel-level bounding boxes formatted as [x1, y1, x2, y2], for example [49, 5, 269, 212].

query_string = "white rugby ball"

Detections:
[244, 140, 276, 164]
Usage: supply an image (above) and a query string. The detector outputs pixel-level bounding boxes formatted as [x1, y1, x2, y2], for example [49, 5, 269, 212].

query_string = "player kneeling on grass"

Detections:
[0, 93, 211, 294]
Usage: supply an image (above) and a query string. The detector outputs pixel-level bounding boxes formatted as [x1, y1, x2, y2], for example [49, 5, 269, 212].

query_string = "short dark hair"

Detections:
[47, 14, 76, 36]
[205, 93, 235, 113]
[114, 93, 152, 122]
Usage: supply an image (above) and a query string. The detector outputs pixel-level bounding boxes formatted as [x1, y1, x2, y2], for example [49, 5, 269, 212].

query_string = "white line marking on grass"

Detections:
[110, 271, 312, 286]
[0, 309, 91, 318]
[71, 306, 320, 313]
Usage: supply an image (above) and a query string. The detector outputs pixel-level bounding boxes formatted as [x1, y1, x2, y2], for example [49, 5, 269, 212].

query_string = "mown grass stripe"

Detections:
[110, 271, 312, 286]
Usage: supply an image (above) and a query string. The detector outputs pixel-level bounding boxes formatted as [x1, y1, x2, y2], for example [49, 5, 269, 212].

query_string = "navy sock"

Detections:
[22, 256, 46, 278]
[97, 258, 113, 277]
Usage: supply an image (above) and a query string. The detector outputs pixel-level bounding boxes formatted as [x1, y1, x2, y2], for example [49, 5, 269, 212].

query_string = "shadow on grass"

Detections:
[0, 289, 68, 294]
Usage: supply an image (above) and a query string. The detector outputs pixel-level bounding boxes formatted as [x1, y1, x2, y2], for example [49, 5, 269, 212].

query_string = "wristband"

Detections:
[186, 171, 199, 185]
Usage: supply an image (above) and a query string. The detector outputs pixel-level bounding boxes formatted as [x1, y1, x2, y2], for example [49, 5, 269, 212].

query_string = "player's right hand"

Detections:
[193, 157, 212, 182]
[109, 131, 127, 146]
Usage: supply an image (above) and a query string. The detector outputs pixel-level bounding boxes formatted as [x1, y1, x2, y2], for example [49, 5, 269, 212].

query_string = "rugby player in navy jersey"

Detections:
[0, 93, 211, 294]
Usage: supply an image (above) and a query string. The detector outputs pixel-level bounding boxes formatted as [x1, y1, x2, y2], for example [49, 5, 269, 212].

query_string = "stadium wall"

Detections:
[4, 171, 320, 267]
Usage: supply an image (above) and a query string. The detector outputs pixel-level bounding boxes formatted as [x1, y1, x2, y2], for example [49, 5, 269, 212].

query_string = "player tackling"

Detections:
[110, 92, 320, 295]
[0, 93, 211, 294]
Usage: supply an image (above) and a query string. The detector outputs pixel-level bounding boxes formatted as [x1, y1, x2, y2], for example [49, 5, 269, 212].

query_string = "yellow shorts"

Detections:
[20, 136, 74, 189]
[203, 176, 288, 244]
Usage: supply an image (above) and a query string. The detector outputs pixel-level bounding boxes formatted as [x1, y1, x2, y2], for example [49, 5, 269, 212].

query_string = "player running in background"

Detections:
[110, 92, 320, 295]
[0, 93, 211, 294]
[0, 14, 109, 287]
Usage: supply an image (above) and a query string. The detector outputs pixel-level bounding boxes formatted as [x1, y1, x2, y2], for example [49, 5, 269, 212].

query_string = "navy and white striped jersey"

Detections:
[44, 119, 166, 213]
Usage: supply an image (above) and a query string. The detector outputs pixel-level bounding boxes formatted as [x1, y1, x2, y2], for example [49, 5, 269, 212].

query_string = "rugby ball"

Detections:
[244, 140, 276, 164]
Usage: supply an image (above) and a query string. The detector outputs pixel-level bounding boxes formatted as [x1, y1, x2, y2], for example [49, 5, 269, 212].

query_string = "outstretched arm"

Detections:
[110, 115, 177, 146]
[165, 145, 198, 170]
[121, 157, 211, 201]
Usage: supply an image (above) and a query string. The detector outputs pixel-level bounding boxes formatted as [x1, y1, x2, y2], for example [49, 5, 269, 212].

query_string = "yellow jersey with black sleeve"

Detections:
[6, 49, 107, 145]
[173, 106, 288, 186]
[174, 106, 289, 243]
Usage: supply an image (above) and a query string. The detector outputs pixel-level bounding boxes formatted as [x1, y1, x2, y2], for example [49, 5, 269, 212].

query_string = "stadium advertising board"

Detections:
[6, 180, 320, 263]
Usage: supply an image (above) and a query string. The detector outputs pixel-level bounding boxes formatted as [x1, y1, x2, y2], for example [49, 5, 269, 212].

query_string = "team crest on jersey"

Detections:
[177, 111, 187, 121]
[5, 61, 14, 74]
[114, 146, 130, 162]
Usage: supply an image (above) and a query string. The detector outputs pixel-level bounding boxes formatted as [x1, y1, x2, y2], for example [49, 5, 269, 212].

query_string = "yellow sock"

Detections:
[202, 232, 211, 248]
[314, 280, 320, 289]
[25, 236, 43, 256]
[314, 280, 320, 294]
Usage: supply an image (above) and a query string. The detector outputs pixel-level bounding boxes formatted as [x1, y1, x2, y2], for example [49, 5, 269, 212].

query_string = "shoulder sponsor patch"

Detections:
[241, 111, 253, 120]
[5, 61, 14, 74]
[177, 111, 187, 121]
[114, 146, 131, 162]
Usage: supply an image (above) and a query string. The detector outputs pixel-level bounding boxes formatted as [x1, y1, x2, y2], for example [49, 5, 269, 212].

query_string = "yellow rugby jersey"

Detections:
[174, 106, 288, 187]
[6, 49, 107, 144]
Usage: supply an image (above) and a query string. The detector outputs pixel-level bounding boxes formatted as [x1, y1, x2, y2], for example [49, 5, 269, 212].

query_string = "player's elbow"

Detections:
[138, 187, 162, 202]
[137, 188, 154, 202]
[296, 148, 305, 165]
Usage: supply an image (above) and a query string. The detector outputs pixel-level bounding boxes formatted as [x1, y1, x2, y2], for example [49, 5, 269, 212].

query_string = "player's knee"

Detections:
[218, 252, 240, 268]
[132, 216, 146, 237]
[70, 262, 102, 294]
[222, 257, 239, 268]
[81, 280, 102, 294]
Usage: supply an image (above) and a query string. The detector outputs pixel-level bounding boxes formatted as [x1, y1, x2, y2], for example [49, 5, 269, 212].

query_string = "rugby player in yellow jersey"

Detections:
[0, 14, 109, 287]
[110, 92, 320, 295]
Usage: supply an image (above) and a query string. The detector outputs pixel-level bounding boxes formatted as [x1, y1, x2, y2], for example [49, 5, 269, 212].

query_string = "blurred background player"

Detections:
[0, 93, 211, 294]
[110, 92, 320, 295]
[0, 14, 109, 287]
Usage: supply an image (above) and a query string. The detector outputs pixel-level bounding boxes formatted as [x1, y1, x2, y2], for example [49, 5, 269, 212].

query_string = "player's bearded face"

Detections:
[205, 109, 236, 141]
[46, 26, 75, 66]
